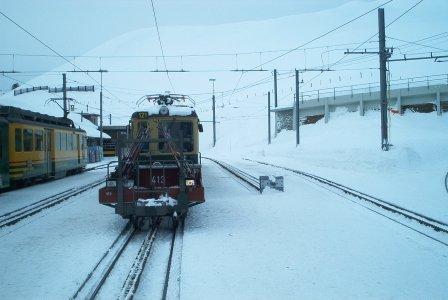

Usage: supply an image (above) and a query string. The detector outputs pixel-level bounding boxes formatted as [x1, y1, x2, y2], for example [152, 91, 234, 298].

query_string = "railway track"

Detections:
[0, 178, 105, 229]
[244, 158, 448, 243]
[84, 162, 117, 172]
[204, 157, 261, 192]
[71, 222, 137, 299]
[72, 218, 183, 300]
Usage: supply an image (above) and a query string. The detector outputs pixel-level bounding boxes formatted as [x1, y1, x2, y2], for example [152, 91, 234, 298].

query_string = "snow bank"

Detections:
[202, 104, 448, 221]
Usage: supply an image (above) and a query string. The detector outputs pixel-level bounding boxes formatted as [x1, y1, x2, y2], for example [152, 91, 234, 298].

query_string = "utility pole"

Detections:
[62, 73, 68, 118]
[295, 69, 300, 146]
[344, 8, 392, 151]
[212, 95, 216, 147]
[209, 78, 216, 147]
[100, 71, 103, 151]
[273, 69, 278, 107]
[268, 91, 271, 144]
[16, 75, 94, 117]
[273, 69, 278, 138]
[378, 8, 389, 151]
[69, 69, 108, 152]
[109, 113, 112, 125]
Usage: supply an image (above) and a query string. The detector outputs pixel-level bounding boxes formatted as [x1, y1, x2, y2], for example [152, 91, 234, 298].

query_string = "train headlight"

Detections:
[106, 180, 116, 187]
[159, 106, 169, 115]
[186, 179, 195, 187]
[124, 179, 134, 188]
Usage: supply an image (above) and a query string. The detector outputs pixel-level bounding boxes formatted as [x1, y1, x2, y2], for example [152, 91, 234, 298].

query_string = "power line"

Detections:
[388, 36, 448, 52]
[302, 0, 426, 92]
[0, 9, 126, 109]
[1, 73, 32, 86]
[148, 0, 175, 93]
[0, 41, 393, 60]
[247, 0, 394, 71]
[225, 0, 394, 107]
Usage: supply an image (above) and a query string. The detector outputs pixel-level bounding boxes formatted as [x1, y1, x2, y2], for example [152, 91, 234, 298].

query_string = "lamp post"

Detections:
[209, 78, 216, 147]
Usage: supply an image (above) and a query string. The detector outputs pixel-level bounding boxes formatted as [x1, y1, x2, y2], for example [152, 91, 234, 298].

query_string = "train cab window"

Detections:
[138, 121, 149, 152]
[158, 121, 193, 153]
[15, 128, 22, 152]
[23, 129, 33, 152]
[35, 130, 43, 151]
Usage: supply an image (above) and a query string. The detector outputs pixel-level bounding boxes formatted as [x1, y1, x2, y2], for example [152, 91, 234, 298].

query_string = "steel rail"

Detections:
[246, 158, 448, 235]
[71, 222, 136, 299]
[162, 220, 184, 300]
[119, 219, 161, 300]
[0, 178, 106, 228]
[204, 157, 260, 192]
[84, 162, 117, 172]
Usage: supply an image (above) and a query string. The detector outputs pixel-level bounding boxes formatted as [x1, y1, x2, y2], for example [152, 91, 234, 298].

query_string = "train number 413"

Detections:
[151, 175, 165, 185]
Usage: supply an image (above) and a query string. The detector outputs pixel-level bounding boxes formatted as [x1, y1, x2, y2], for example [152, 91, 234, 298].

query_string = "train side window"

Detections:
[57, 132, 61, 150]
[15, 128, 23, 152]
[71, 134, 75, 150]
[61, 133, 67, 151]
[23, 129, 33, 152]
[35, 130, 43, 151]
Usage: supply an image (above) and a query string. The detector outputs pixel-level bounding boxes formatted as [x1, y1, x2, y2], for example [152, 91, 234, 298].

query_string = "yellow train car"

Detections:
[0, 106, 87, 188]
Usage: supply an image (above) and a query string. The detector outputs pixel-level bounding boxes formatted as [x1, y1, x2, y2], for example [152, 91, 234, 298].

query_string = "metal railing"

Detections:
[294, 73, 448, 103]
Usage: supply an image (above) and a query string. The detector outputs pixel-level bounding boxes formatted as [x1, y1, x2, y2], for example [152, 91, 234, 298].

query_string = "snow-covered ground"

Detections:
[0, 182, 127, 299]
[0, 0, 447, 298]
[180, 161, 448, 299]
[203, 108, 448, 223]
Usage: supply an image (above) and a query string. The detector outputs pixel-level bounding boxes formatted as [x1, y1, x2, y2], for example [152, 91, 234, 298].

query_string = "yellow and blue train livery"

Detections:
[0, 106, 87, 189]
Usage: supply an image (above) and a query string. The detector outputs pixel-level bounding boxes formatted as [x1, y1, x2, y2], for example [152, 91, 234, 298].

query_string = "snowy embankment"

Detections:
[203, 108, 448, 222]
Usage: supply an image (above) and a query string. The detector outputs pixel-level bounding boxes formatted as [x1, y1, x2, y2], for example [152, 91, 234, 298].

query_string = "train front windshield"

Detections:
[158, 121, 193, 153]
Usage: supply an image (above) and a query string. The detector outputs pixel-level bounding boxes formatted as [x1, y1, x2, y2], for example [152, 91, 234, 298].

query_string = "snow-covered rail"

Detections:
[119, 220, 160, 300]
[71, 223, 136, 299]
[246, 159, 448, 242]
[0, 178, 105, 229]
[204, 157, 261, 192]
[84, 162, 118, 172]
[161, 220, 184, 300]
[72, 217, 183, 300]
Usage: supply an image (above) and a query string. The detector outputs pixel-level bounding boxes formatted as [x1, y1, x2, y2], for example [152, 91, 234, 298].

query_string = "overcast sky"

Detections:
[0, 0, 371, 90]
[0, 0, 371, 54]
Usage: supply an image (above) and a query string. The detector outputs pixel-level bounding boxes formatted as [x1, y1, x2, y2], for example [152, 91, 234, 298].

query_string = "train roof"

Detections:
[0, 106, 84, 131]
[132, 105, 198, 119]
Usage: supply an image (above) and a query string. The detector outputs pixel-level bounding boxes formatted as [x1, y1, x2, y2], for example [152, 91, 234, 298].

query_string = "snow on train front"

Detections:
[99, 94, 205, 228]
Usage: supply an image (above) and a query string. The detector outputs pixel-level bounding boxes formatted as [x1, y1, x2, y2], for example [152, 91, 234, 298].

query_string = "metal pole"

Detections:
[100, 71, 103, 152]
[268, 92, 271, 144]
[378, 8, 389, 151]
[274, 69, 278, 107]
[62, 73, 67, 118]
[212, 95, 216, 147]
[295, 69, 300, 146]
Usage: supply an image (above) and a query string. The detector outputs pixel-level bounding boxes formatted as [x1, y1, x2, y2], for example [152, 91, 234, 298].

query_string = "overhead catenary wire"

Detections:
[0, 9, 133, 110]
[297, 0, 426, 96]
[225, 0, 394, 106]
[387, 36, 448, 52]
[246, 0, 394, 71]
[147, 0, 175, 93]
